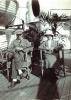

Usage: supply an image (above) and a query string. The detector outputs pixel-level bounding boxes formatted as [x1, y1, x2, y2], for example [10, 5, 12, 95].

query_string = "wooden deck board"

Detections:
[0, 72, 71, 100]
[67, 77, 71, 100]
[0, 74, 40, 100]
[53, 77, 66, 99]
[60, 77, 71, 100]
[0, 51, 71, 100]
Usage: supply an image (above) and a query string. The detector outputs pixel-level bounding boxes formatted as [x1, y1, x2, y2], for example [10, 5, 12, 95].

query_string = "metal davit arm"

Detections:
[40, 49, 44, 76]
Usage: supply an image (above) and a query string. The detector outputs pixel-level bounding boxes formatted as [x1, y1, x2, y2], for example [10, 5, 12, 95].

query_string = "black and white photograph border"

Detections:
[0, 0, 71, 100]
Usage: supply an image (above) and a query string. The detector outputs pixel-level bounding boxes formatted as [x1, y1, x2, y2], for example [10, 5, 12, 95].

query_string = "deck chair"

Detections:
[40, 48, 65, 77]
[0, 50, 10, 80]
[53, 44, 65, 77]
[57, 49, 65, 77]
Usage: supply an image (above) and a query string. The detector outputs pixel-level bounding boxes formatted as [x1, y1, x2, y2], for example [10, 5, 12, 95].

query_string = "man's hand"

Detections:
[15, 47, 23, 51]
[23, 47, 33, 52]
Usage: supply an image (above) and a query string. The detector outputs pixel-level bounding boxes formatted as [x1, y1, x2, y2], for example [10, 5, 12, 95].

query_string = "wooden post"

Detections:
[62, 49, 65, 76]
[40, 49, 44, 76]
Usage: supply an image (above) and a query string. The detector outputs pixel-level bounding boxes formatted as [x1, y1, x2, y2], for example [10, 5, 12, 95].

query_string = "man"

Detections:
[8, 30, 32, 87]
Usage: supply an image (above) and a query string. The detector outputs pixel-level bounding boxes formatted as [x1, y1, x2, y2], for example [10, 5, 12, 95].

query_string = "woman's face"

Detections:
[48, 36, 52, 40]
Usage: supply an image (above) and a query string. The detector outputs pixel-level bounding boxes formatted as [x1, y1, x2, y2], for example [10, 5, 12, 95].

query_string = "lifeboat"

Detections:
[0, 0, 19, 27]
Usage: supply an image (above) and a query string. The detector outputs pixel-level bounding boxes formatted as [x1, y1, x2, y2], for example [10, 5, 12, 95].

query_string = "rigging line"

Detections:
[9, 13, 36, 25]
[5, 14, 25, 28]
[0, 1, 15, 25]
[64, 22, 71, 27]
[10, 29, 17, 35]
[6, 17, 16, 28]
[57, 24, 64, 31]
[5, 11, 39, 26]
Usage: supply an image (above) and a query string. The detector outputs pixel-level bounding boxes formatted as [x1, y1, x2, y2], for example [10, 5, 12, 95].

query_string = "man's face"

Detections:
[17, 34, 22, 39]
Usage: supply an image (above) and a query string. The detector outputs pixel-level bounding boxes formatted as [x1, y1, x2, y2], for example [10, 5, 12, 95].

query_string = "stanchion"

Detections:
[24, 51, 30, 80]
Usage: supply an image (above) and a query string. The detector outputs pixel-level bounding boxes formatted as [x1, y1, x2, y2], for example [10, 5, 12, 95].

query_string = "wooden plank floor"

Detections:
[0, 73, 71, 100]
[0, 50, 71, 100]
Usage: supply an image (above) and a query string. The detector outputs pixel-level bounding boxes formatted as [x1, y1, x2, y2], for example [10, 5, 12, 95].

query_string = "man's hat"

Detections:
[15, 30, 23, 35]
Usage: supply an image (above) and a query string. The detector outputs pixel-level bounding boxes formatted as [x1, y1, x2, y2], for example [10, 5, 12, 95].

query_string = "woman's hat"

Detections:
[44, 30, 54, 36]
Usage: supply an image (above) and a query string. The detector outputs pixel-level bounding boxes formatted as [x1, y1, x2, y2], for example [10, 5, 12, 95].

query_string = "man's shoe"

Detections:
[8, 80, 20, 88]
[20, 73, 24, 79]
[15, 80, 20, 84]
